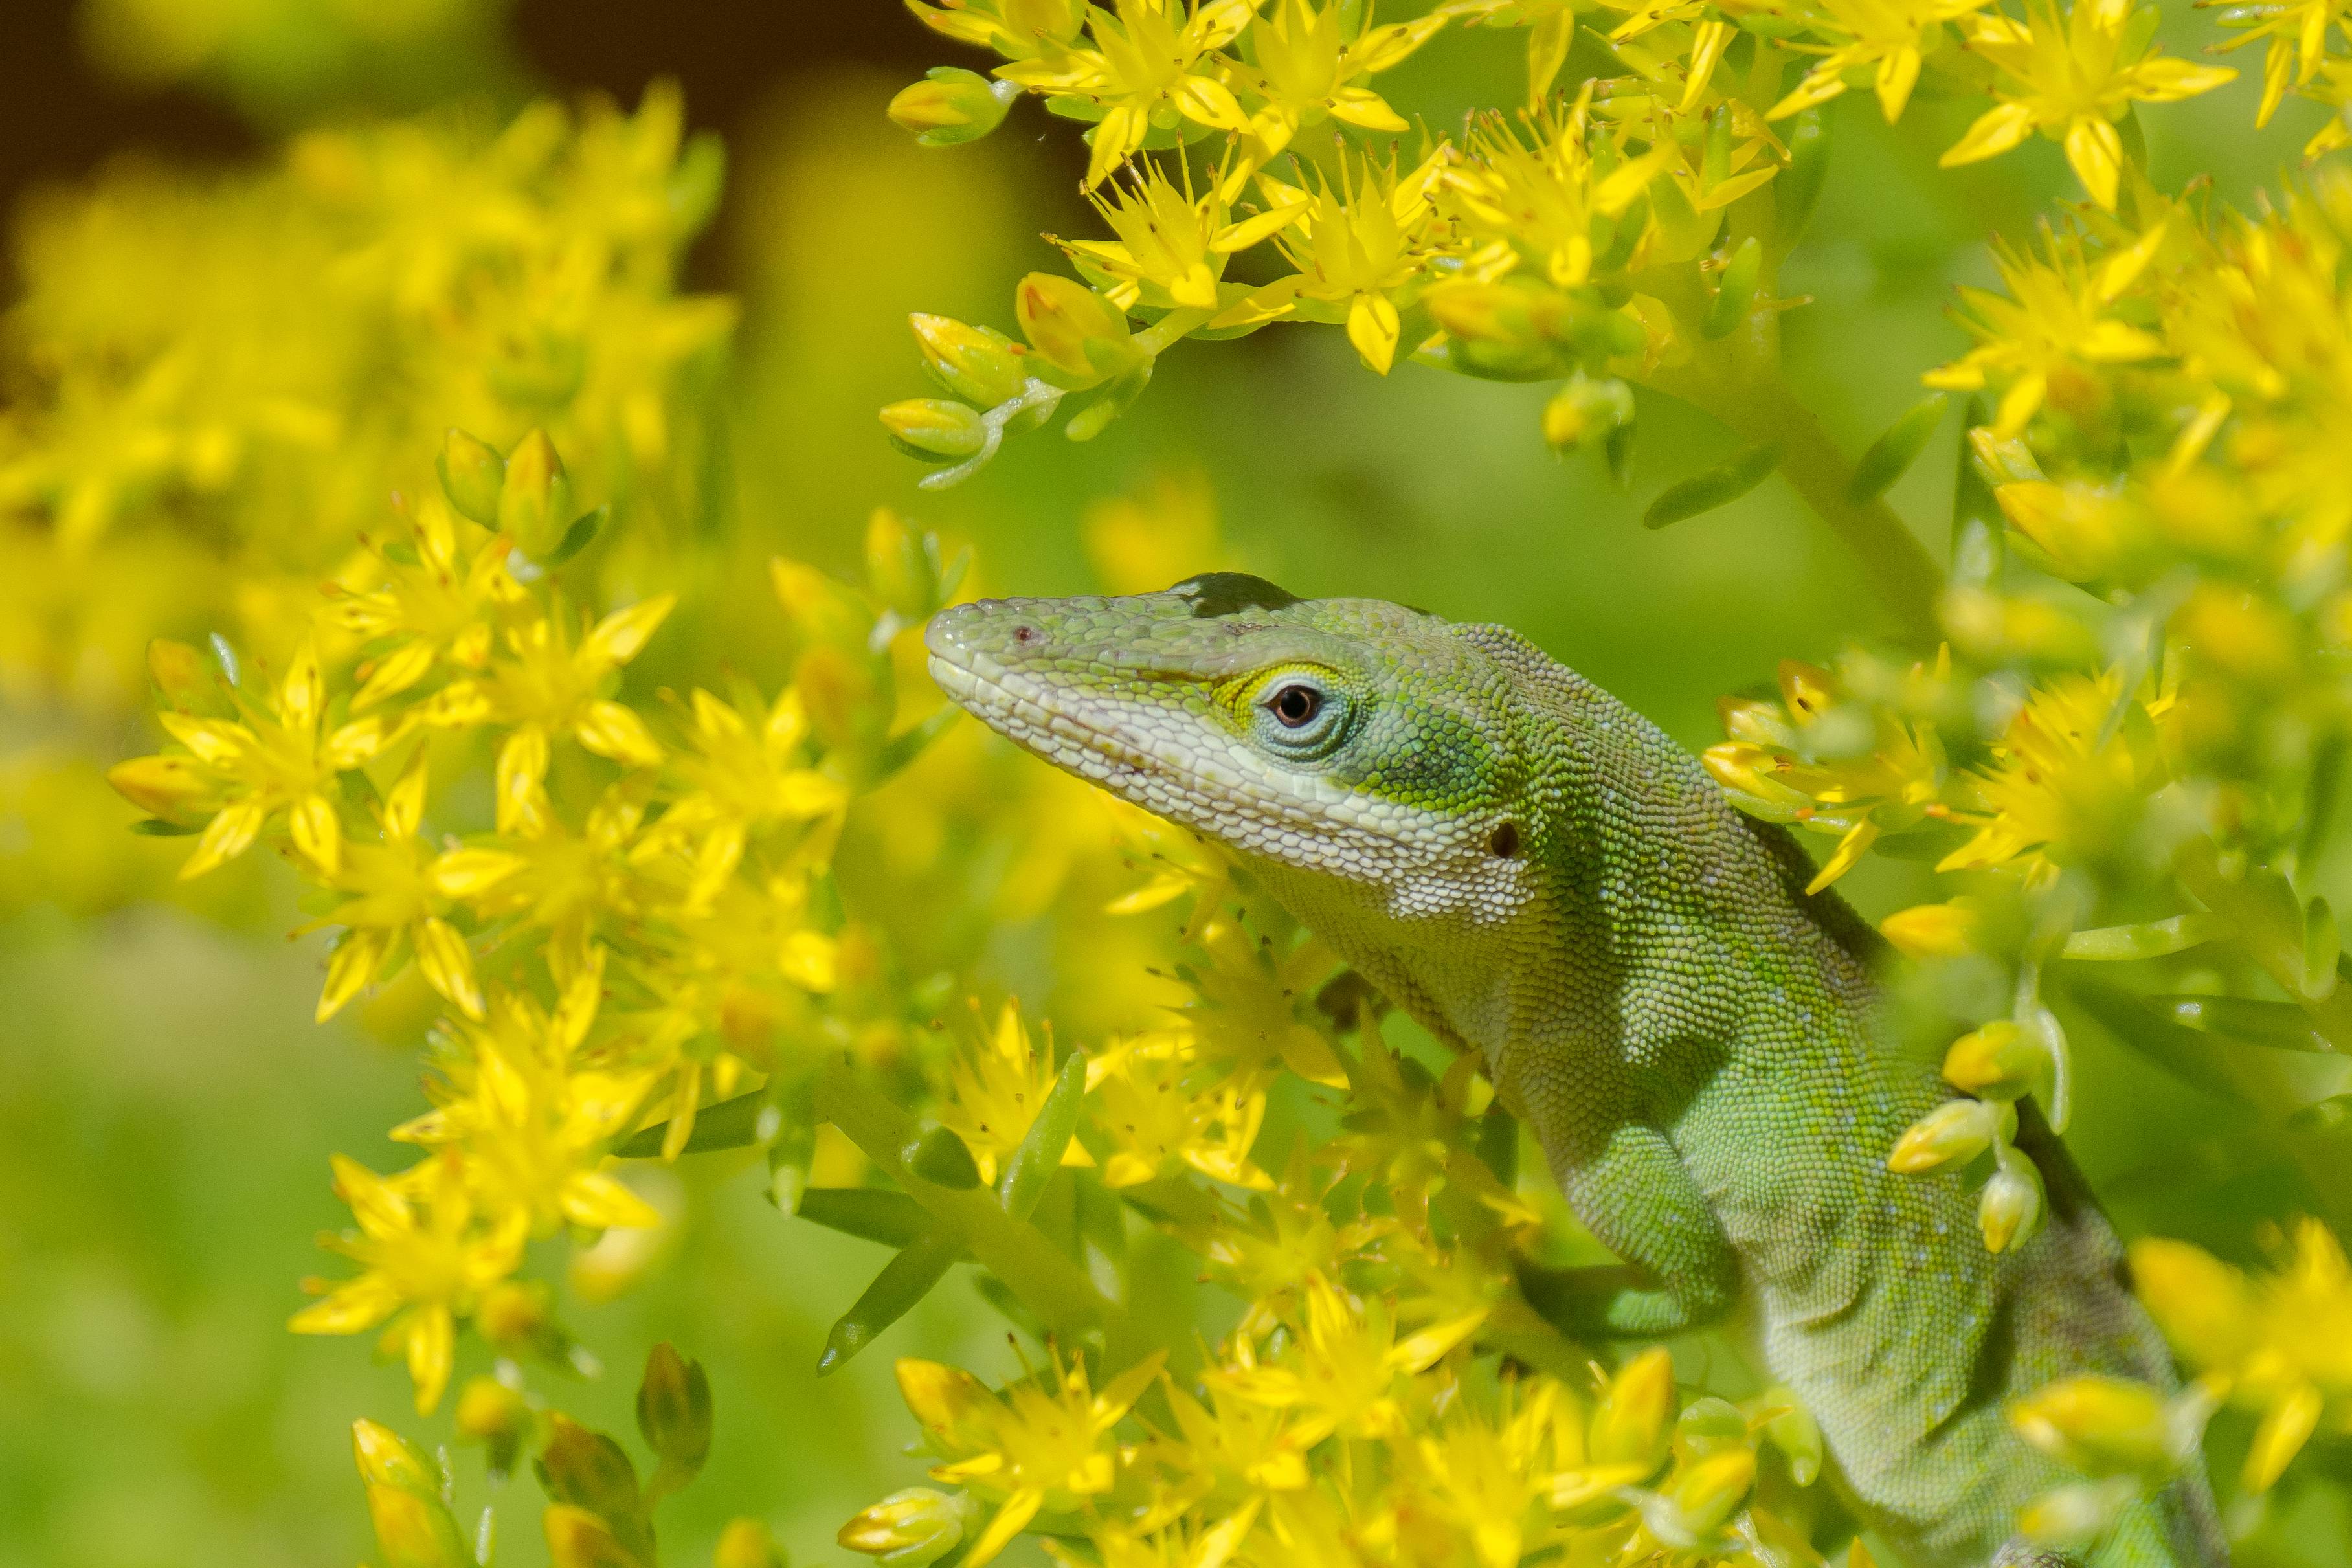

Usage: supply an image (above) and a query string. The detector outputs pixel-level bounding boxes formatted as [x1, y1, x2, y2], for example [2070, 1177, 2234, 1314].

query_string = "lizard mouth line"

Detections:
[924, 652, 1165, 784]
[925, 651, 1376, 850]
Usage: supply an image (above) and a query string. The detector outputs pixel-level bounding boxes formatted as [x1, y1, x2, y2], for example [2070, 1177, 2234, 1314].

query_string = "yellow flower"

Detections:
[1766, 0, 2001, 122]
[304, 744, 486, 1023]
[908, 0, 1094, 61]
[1439, 93, 1675, 286]
[1410, 1378, 1584, 1568]
[2200, 0, 2335, 126]
[1090, 1038, 1273, 1189]
[433, 776, 654, 985]
[995, 0, 1258, 190]
[932, 1000, 1099, 1185]
[2133, 1220, 2352, 1493]
[638, 681, 848, 910]
[394, 972, 663, 1237]
[1922, 226, 2167, 437]
[1938, 1, 2235, 208]
[1211, 148, 1457, 374]
[1207, 1273, 1486, 1444]
[1179, 917, 1349, 1086]
[1935, 671, 2164, 875]
[1226, 0, 1450, 163]
[1155, 1367, 1315, 1496]
[423, 590, 675, 834]
[1055, 159, 1309, 312]
[289, 1150, 526, 1414]
[1081, 467, 1231, 596]
[910, 1349, 1167, 1567]
[1701, 661, 1945, 893]
[1881, 900, 1984, 957]
[111, 630, 388, 879]
[320, 493, 524, 711]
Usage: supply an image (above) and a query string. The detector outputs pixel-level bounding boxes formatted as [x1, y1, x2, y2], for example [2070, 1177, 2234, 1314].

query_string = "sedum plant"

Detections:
[16, 0, 2352, 1563]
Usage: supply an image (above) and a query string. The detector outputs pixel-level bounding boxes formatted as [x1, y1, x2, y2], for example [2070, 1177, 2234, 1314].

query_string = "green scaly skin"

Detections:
[923, 576, 2224, 1568]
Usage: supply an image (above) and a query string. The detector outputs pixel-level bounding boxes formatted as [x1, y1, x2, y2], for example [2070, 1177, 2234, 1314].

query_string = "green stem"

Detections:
[1136, 307, 1215, 358]
[1650, 359, 1944, 642]
[816, 1064, 1172, 1372]
[2171, 837, 2352, 1231]
[1638, 186, 1943, 642]
[2172, 838, 2352, 1049]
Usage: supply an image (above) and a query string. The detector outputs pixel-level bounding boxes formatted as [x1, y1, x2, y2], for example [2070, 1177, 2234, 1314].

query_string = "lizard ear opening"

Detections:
[1489, 822, 1521, 859]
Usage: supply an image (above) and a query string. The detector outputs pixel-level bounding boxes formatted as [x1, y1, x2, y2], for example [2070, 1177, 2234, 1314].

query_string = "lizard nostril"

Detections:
[1012, 625, 1038, 644]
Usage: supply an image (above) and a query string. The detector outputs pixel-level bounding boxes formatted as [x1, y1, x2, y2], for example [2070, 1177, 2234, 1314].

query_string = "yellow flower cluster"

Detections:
[1672, 177, 2352, 1488]
[877, 0, 2248, 517]
[1, 84, 731, 923]
[818, 912, 1849, 1568]
[108, 431, 971, 1418]
[851, 1333, 1820, 1568]
[2135, 1220, 2352, 1493]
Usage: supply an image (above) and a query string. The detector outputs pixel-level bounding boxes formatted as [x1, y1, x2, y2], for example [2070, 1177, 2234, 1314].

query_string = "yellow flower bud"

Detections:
[107, 753, 219, 822]
[1671, 1446, 1756, 1534]
[881, 398, 990, 460]
[1776, 660, 1839, 725]
[1425, 281, 1543, 345]
[1754, 1385, 1822, 1486]
[498, 429, 574, 557]
[147, 637, 213, 710]
[910, 313, 1031, 407]
[1979, 1145, 2046, 1253]
[1881, 901, 1982, 959]
[456, 1376, 526, 1443]
[717, 1518, 790, 1568]
[366, 1482, 475, 1568]
[2178, 583, 2300, 683]
[2018, 1477, 2138, 1551]
[889, 67, 1016, 146]
[771, 557, 873, 653]
[476, 1279, 552, 1349]
[1887, 1098, 2003, 1175]
[839, 1487, 983, 1565]
[1941, 1020, 2044, 1101]
[1672, 1395, 1748, 1461]
[438, 427, 505, 526]
[1589, 1346, 1676, 1471]
[1540, 372, 1635, 454]
[796, 646, 886, 750]
[352, 1418, 440, 1494]
[544, 1503, 642, 1568]
[1015, 273, 1132, 383]
[1716, 694, 1797, 750]
[636, 1342, 713, 1485]
[895, 1358, 991, 1439]
[2011, 1376, 2170, 1478]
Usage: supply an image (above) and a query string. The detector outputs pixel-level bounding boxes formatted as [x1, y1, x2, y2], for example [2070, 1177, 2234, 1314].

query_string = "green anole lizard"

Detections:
[924, 574, 2223, 1568]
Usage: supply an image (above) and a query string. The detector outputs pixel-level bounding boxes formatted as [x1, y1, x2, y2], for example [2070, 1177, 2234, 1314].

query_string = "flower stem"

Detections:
[1651, 359, 1944, 642]
[816, 1063, 1177, 1374]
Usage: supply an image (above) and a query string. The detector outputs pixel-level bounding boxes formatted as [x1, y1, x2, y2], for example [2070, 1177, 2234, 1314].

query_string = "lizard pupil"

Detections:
[1269, 684, 1321, 728]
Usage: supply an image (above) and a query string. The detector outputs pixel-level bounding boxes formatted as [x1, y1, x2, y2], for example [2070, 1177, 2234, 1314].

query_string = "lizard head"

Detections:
[924, 574, 1538, 937]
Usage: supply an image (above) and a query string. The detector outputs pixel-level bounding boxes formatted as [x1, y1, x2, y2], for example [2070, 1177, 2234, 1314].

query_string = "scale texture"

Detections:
[924, 577, 2223, 1568]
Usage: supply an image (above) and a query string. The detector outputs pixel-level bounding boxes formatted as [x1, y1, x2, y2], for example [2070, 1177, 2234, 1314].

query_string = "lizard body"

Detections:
[924, 576, 2223, 1568]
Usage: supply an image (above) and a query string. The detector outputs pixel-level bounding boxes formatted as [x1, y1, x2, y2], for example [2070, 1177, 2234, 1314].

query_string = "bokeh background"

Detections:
[1, 2, 2346, 1565]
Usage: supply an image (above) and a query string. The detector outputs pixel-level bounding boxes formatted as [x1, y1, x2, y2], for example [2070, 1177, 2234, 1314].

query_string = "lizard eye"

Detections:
[1248, 672, 1348, 757]
[1268, 684, 1322, 728]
